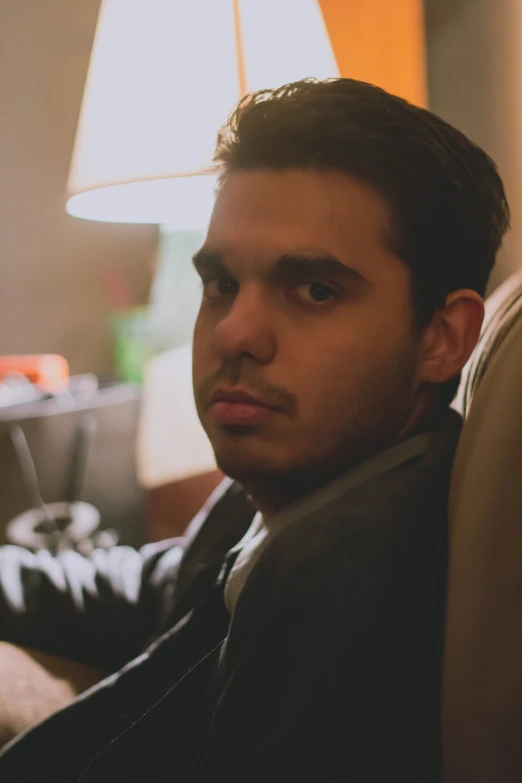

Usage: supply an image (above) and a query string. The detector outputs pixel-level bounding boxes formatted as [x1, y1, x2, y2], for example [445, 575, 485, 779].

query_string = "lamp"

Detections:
[66, 0, 339, 229]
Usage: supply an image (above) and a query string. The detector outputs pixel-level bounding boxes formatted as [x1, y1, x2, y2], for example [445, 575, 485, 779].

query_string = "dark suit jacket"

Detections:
[0, 409, 462, 782]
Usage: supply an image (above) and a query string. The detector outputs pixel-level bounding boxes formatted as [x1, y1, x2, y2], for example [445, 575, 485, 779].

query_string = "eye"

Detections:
[294, 282, 337, 305]
[202, 277, 239, 300]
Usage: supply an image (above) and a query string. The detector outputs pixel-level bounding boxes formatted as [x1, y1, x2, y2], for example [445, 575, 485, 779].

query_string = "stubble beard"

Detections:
[205, 337, 420, 512]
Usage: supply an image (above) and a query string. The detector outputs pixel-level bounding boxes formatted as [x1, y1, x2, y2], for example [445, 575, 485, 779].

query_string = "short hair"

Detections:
[213, 78, 510, 407]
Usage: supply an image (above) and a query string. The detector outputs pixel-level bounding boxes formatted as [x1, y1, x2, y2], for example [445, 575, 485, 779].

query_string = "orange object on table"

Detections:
[0, 355, 70, 394]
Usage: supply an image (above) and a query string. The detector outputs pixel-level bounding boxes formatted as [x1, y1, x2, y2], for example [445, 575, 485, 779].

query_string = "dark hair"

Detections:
[213, 78, 510, 407]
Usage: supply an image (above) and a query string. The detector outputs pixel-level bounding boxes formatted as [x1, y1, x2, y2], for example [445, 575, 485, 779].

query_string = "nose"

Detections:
[212, 286, 276, 364]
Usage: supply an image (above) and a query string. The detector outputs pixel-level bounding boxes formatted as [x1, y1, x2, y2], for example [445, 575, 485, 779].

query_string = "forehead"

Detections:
[205, 169, 396, 270]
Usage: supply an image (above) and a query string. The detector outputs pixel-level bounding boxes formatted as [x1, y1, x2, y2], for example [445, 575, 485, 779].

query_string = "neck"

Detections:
[395, 383, 441, 441]
[241, 469, 338, 519]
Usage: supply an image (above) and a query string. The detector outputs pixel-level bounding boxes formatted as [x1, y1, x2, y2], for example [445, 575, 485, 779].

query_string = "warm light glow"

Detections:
[67, 0, 339, 226]
[67, 173, 219, 227]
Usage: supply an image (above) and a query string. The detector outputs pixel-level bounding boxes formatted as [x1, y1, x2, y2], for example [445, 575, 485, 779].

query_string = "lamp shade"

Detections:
[66, 0, 339, 226]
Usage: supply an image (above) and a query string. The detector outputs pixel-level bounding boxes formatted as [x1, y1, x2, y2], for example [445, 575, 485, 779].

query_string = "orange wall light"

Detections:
[319, 0, 426, 107]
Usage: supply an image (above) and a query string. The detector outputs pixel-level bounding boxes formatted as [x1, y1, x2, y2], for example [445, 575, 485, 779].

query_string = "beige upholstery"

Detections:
[444, 269, 522, 782]
[0, 643, 105, 749]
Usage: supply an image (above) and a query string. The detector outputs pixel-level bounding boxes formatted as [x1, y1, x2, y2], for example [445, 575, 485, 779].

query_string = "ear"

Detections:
[417, 289, 485, 385]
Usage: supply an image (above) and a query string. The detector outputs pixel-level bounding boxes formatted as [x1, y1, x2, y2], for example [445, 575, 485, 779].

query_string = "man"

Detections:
[0, 79, 509, 781]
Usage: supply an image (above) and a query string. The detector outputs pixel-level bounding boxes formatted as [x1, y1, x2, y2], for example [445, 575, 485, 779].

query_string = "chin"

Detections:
[212, 439, 288, 484]
[214, 453, 271, 484]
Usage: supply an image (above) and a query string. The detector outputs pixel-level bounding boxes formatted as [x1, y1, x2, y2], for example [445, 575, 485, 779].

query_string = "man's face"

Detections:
[192, 169, 423, 488]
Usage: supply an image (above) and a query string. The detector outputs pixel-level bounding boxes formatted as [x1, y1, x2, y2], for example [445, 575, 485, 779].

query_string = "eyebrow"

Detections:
[275, 254, 367, 285]
[192, 249, 368, 286]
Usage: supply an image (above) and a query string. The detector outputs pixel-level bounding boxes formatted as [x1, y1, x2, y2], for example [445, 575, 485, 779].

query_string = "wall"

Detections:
[0, 0, 156, 375]
[425, 0, 522, 290]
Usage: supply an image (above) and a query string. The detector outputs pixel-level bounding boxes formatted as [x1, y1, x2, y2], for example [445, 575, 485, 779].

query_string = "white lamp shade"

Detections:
[66, 0, 339, 226]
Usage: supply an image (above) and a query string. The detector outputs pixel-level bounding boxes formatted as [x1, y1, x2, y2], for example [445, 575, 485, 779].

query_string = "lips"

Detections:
[209, 388, 275, 408]
[208, 387, 282, 426]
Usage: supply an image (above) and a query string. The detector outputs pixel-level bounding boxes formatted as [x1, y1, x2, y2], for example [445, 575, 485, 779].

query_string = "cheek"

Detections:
[308, 319, 380, 373]
[193, 305, 218, 348]
[192, 312, 215, 382]
[284, 338, 364, 415]
[291, 315, 408, 407]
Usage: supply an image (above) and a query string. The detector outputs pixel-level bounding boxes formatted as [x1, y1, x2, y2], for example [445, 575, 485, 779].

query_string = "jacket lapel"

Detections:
[157, 479, 256, 634]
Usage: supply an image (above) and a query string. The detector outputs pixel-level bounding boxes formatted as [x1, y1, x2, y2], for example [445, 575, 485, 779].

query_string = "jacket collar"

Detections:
[169, 407, 463, 623]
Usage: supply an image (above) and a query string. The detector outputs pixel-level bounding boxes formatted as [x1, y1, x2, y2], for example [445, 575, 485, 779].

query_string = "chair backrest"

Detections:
[443, 268, 522, 782]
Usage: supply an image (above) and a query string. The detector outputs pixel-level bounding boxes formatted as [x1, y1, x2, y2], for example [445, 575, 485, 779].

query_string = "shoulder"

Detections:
[236, 458, 449, 626]
[282, 457, 445, 566]
[224, 486, 446, 695]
